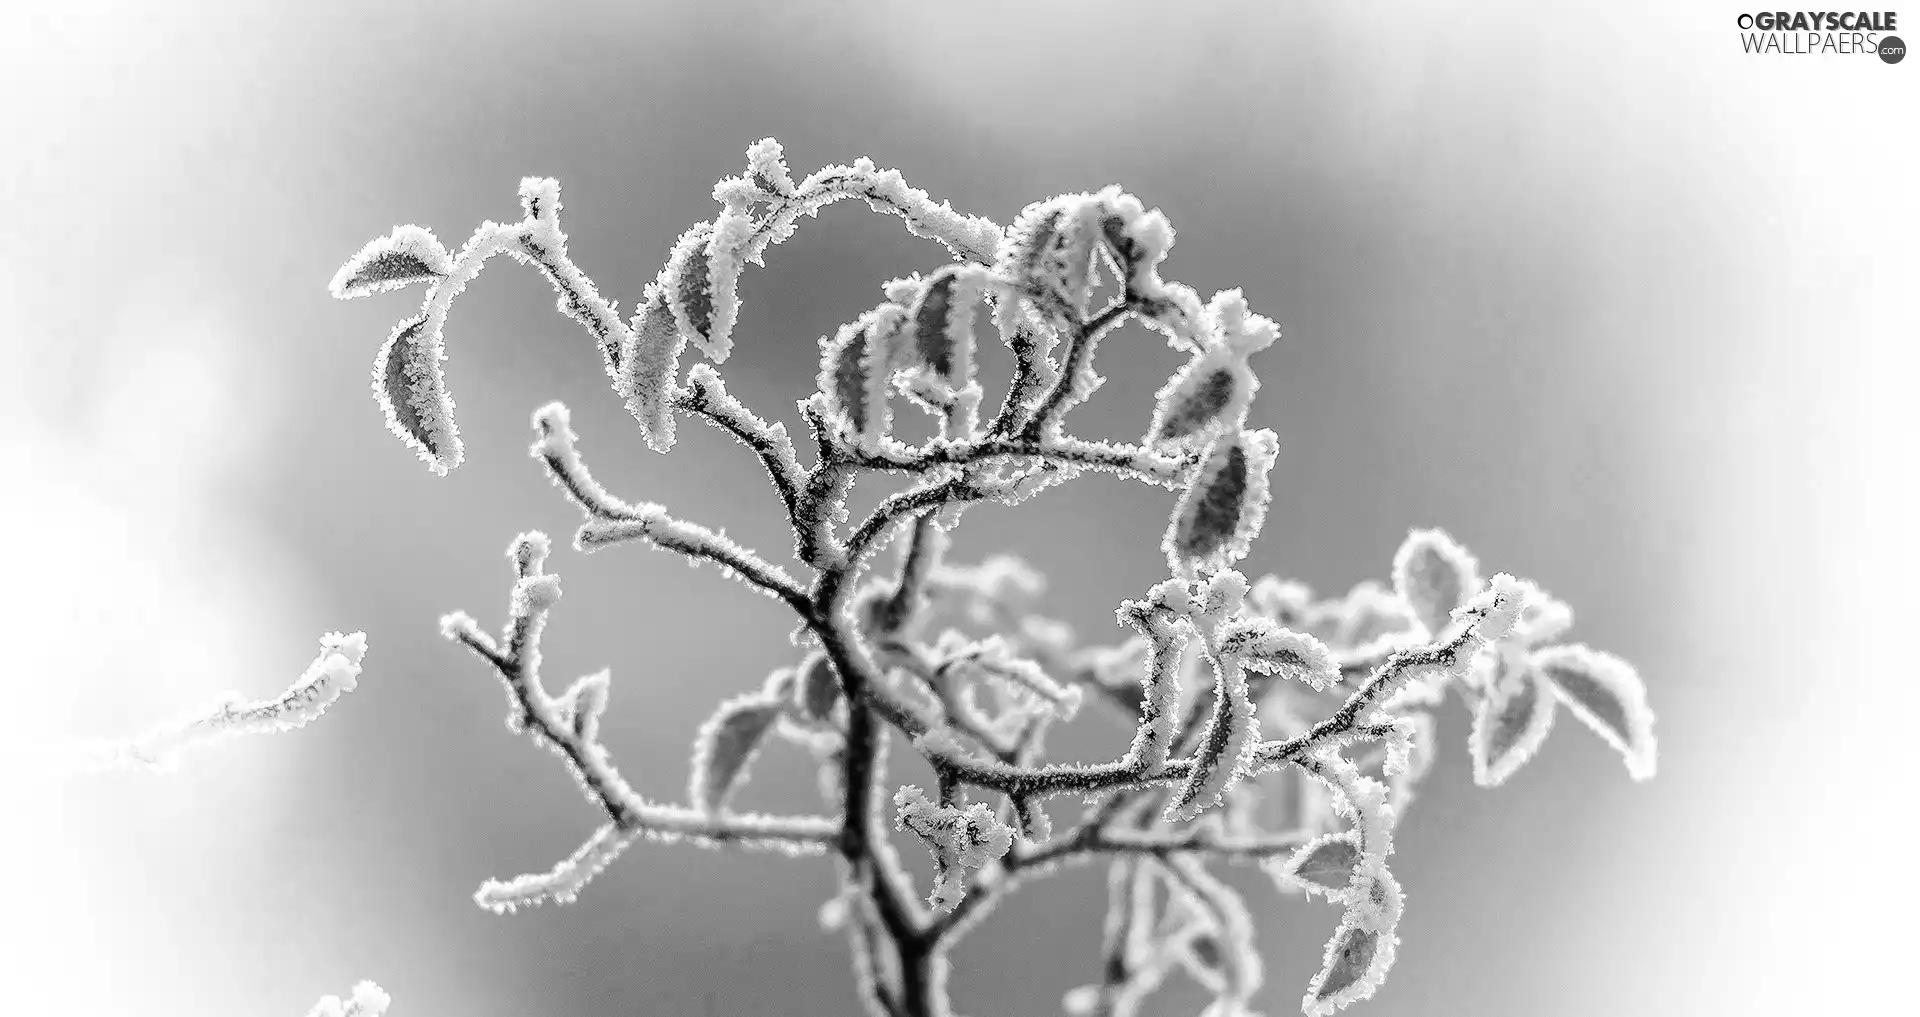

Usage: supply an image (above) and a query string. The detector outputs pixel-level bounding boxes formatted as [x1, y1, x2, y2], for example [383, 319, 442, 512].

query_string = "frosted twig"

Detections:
[77, 632, 369, 772]
[441, 533, 833, 913]
[529, 401, 809, 612]
[321, 141, 1657, 1017]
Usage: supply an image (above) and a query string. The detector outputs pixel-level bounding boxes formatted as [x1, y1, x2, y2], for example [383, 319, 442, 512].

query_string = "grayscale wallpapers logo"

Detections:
[1736, 11, 1904, 59]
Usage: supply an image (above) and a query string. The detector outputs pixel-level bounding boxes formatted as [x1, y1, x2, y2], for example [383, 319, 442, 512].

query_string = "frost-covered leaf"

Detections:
[822, 320, 872, 432]
[1391, 528, 1480, 639]
[1469, 654, 1556, 788]
[615, 284, 688, 453]
[661, 222, 729, 361]
[371, 313, 462, 474]
[330, 225, 451, 299]
[1148, 293, 1278, 448]
[905, 263, 989, 387]
[1165, 653, 1258, 822]
[1303, 922, 1395, 1016]
[794, 650, 840, 723]
[697, 205, 755, 363]
[1151, 360, 1242, 447]
[1164, 428, 1279, 575]
[1217, 617, 1340, 691]
[817, 305, 906, 441]
[1271, 833, 1362, 896]
[995, 196, 1101, 327]
[689, 693, 781, 812]
[1534, 644, 1657, 781]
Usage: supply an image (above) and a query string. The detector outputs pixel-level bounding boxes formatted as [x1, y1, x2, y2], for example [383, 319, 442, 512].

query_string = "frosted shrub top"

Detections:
[313, 138, 1656, 1017]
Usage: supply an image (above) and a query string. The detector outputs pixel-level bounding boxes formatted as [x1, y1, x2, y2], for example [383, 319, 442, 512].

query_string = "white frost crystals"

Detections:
[315, 138, 1658, 1017]
[328, 226, 451, 299]
[894, 785, 1014, 911]
[305, 980, 390, 1017]
[79, 631, 370, 772]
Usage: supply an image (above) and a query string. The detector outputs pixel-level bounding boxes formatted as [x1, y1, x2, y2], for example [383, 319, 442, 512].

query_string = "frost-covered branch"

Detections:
[78, 632, 369, 771]
[440, 532, 833, 913]
[324, 138, 1658, 1017]
[529, 401, 810, 613]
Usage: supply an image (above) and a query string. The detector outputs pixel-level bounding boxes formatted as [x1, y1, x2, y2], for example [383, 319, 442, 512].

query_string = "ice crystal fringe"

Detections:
[313, 140, 1659, 1017]
[1165, 428, 1280, 576]
[1272, 833, 1363, 897]
[1164, 645, 1260, 823]
[330, 226, 450, 298]
[304, 980, 390, 1017]
[81, 632, 369, 771]
[895, 785, 1014, 911]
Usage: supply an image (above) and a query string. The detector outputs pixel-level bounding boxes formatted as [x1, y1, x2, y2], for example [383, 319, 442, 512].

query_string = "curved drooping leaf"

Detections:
[371, 313, 462, 474]
[817, 305, 906, 441]
[615, 285, 689, 453]
[661, 222, 728, 361]
[688, 693, 782, 812]
[1164, 653, 1258, 822]
[1469, 655, 1557, 788]
[1534, 643, 1657, 781]
[904, 264, 990, 387]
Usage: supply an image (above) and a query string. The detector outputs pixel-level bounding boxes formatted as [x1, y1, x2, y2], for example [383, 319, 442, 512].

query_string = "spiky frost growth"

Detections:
[308, 140, 1658, 1017]
[330, 226, 450, 298]
[894, 785, 1015, 910]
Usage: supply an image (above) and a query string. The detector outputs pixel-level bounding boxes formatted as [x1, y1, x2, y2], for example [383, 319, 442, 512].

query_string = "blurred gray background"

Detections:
[2, 1, 1913, 1015]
